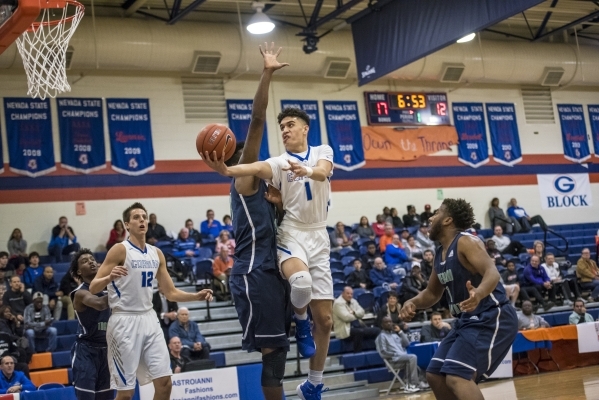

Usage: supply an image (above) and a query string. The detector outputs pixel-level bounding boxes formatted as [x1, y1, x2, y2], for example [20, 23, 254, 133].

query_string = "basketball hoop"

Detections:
[15, 0, 84, 99]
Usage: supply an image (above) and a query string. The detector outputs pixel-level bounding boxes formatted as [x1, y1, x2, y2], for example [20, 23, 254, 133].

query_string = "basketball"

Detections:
[196, 124, 237, 162]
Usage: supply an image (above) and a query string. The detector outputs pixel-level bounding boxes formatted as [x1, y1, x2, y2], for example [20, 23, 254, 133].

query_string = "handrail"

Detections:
[543, 229, 569, 256]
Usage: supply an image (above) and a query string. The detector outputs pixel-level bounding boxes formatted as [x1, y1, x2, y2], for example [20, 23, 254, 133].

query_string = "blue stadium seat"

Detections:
[341, 256, 356, 266]
[197, 247, 212, 259]
[343, 266, 355, 277]
[332, 271, 345, 281]
[209, 352, 226, 368]
[195, 259, 213, 278]
[51, 351, 72, 368]
[358, 238, 375, 248]
[51, 263, 70, 273]
[330, 251, 341, 260]
[340, 248, 359, 258]
[333, 282, 346, 291]
[357, 292, 375, 312]
[93, 252, 107, 263]
[354, 367, 394, 384]
[330, 261, 343, 271]
[378, 290, 390, 307]
[552, 312, 570, 326]
[352, 288, 366, 298]
[57, 334, 77, 351]
[519, 253, 531, 264]
[38, 383, 66, 390]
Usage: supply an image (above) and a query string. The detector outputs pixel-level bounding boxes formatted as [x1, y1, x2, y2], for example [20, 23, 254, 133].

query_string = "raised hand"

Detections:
[203, 149, 230, 176]
[282, 160, 308, 179]
[260, 42, 290, 71]
[400, 300, 417, 321]
[459, 280, 481, 313]
[196, 289, 214, 302]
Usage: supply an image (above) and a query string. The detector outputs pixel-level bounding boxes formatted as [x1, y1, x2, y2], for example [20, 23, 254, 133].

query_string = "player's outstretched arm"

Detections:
[155, 249, 213, 303]
[89, 244, 128, 294]
[73, 290, 109, 312]
[204, 153, 274, 180]
[400, 270, 444, 322]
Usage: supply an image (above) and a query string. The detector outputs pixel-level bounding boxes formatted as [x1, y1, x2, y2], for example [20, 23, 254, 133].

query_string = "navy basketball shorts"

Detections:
[230, 268, 291, 352]
[427, 304, 518, 382]
[71, 341, 113, 400]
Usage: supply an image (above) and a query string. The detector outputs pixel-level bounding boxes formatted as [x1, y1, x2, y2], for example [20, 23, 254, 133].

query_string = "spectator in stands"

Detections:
[400, 265, 428, 304]
[569, 298, 594, 324]
[0, 253, 10, 278]
[2, 277, 31, 321]
[376, 316, 425, 393]
[24, 292, 57, 353]
[400, 228, 410, 248]
[346, 259, 371, 289]
[332, 287, 380, 353]
[0, 271, 7, 305]
[168, 336, 190, 374]
[507, 198, 548, 232]
[356, 216, 376, 240]
[382, 207, 392, 222]
[379, 223, 395, 253]
[500, 261, 520, 308]
[531, 240, 545, 263]
[420, 250, 434, 279]
[370, 258, 401, 291]
[0, 332, 29, 377]
[402, 205, 420, 227]
[361, 243, 380, 271]
[0, 306, 22, 338]
[212, 247, 232, 295]
[420, 312, 451, 343]
[329, 222, 353, 252]
[185, 219, 201, 244]
[488, 198, 519, 235]
[576, 248, 599, 302]
[375, 291, 407, 331]
[173, 228, 200, 258]
[518, 300, 550, 330]
[153, 284, 178, 338]
[0, 355, 35, 393]
[32, 266, 63, 320]
[486, 239, 506, 267]
[201, 209, 223, 240]
[169, 307, 211, 360]
[23, 253, 42, 290]
[146, 213, 169, 245]
[491, 226, 526, 256]
[389, 208, 404, 229]
[12, 259, 25, 280]
[385, 235, 409, 266]
[106, 220, 126, 250]
[222, 215, 234, 236]
[415, 223, 434, 252]
[58, 272, 76, 321]
[215, 230, 236, 256]
[542, 253, 574, 306]
[420, 204, 433, 224]
[0, 306, 29, 369]
[523, 255, 557, 307]
[404, 236, 423, 262]
[48, 216, 80, 263]
[372, 214, 386, 237]
[7, 229, 27, 258]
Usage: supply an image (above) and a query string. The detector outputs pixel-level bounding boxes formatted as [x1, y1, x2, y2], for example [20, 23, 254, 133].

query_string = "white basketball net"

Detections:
[15, 1, 84, 99]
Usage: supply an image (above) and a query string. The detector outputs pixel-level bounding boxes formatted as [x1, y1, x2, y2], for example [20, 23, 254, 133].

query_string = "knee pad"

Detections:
[289, 271, 312, 309]
[261, 348, 287, 387]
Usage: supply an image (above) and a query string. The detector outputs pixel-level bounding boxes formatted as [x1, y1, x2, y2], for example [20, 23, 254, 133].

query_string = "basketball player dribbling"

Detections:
[401, 199, 518, 400]
[90, 203, 213, 400]
[204, 107, 334, 400]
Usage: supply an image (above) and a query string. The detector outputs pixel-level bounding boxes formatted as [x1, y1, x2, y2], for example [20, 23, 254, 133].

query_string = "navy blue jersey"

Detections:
[434, 232, 509, 317]
[230, 179, 278, 274]
[71, 282, 110, 346]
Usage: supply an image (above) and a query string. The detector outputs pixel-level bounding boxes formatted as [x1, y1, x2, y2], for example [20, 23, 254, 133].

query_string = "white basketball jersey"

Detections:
[108, 240, 159, 313]
[266, 145, 334, 228]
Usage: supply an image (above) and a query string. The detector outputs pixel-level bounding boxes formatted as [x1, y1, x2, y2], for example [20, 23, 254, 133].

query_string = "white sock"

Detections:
[295, 311, 308, 320]
[308, 370, 323, 386]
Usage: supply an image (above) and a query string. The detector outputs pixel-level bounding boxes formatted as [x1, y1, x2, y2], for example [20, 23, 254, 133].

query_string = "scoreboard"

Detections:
[364, 92, 450, 126]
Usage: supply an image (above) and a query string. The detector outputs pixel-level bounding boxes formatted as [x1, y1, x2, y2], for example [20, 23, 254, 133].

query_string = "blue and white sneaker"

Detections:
[296, 380, 328, 400]
[294, 315, 316, 358]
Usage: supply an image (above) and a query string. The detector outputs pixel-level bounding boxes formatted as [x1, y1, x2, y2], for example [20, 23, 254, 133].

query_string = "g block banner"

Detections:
[485, 103, 522, 166]
[107, 98, 155, 176]
[588, 105, 599, 158]
[452, 103, 489, 168]
[557, 104, 590, 163]
[323, 101, 365, 171]
[226, 100, 269, 160]
[537, 173, 592, 210]
[57, 98, 106, 174]
[3, 98, 55, 177]
[280, 100, 322, 146]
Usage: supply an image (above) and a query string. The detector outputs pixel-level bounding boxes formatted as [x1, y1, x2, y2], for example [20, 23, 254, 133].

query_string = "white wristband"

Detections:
[305, 167, 313, 177]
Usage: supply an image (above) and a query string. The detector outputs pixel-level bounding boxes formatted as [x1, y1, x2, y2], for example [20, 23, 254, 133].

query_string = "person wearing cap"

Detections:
[415, 223, 435, 252]
[402, 205, 420, 227]
[23, 292, 57, 353]
[420, 204, 433, 223]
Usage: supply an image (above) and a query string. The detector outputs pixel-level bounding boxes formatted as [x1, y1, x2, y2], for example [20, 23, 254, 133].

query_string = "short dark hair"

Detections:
[431, 311, 442, 318]
[0, 252, 7, 258]
[506, 260, 516, 268]
[277, 108, 310, 126]
[123, 202, 147, 223]
[423, 249, 433, 256]
[28, 251, 39, 260]
[388, 291, 398, 300]
[70, 248, 94, 279]
[545, 252, 554, 257]
[185, 219, 193, 225]
[407, 235, 414, 241]
[442, 198, 475, 231]
[113, 220, 123, 229]
[574, 298, 585, 307]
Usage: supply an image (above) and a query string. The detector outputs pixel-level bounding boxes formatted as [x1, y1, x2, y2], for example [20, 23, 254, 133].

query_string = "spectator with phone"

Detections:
[23, 293, 57, 353]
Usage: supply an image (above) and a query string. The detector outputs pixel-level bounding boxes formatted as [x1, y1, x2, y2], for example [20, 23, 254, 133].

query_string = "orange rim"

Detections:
[26, 0, 84, 32]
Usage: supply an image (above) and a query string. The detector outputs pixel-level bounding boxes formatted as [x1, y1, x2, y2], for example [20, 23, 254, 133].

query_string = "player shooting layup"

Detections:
[90, 203, 213, 400]
[204, 104, 334, 400]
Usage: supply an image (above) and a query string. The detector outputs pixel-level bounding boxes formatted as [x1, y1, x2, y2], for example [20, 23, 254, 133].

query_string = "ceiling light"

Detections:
[247, 2, 274, 35]
[457, 33, 476, 43]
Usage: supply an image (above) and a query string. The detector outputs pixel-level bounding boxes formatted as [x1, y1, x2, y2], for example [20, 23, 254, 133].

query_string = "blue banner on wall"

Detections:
[0, 123, 3, 174]
[57, 98, 106, 174]
[3, 98, 56, 177]
[452, 103, 489, 168]
[106, 98, 155, 176]
[280, 100, 322, 147]
[323, 101, 365, 171]
[226, 100, 269, 160]
[557, 104, 590, 164]
[588, 105, 599, 158]
[485, 103, 522, 167]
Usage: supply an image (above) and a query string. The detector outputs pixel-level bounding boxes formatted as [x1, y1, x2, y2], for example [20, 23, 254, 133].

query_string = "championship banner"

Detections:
[486, 103, 522, 166]
[362, 126, 457, 161]
[323, 100, 365, 171]
[452, 103, 489, 168]
[280, 100, 322, 146]
[588, 105, 599, 158]
[106, 98, 155, 176]
[226, 100, 269, 160]
[577, 322, 599, 353]
[0, 121, 4, 174]
[57, 98, 106, 174]
[557, 104, 590, 163]
[537, 173, 592, 210]
[139, 367, 240, 400]
[3, 97, 56, 177]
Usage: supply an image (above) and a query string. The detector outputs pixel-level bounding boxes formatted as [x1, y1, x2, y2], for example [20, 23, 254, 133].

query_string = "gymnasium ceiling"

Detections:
[80, 0, 599, 44]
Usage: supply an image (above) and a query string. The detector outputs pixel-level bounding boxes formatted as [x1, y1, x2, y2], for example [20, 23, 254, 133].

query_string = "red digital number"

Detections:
[437, 103, 447, 116]
[376, 101, 389, 115]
